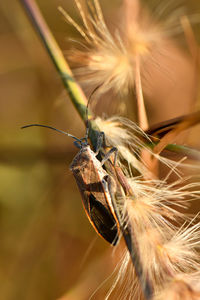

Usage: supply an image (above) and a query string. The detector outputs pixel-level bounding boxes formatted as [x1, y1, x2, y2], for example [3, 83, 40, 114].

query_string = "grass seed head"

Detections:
[63, 0, 191, 97]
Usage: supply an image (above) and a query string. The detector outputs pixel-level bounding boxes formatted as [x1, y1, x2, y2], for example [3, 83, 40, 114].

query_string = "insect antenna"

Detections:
[21, 85, 102, 145]
[84, 100, 90, 141]
[21, 124, 81, 143]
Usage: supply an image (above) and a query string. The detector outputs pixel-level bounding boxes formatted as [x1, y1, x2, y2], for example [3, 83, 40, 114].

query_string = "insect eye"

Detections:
[89, 194, 118, 245]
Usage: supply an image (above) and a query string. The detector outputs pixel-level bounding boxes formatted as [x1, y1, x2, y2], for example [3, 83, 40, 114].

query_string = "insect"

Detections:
[21, 120, 120, 245]
[21, 116, 156, 298]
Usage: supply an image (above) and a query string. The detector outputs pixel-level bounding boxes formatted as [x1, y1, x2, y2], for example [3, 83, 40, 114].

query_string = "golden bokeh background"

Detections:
[0, 0, 199, 299]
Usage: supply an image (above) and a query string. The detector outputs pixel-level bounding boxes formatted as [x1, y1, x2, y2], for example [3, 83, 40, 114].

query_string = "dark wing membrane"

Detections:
[71, 150, 119, 244]
[89, 193, 118, 245]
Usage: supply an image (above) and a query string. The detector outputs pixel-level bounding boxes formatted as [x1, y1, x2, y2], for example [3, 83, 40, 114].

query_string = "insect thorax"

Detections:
[70, 145, 92, 170]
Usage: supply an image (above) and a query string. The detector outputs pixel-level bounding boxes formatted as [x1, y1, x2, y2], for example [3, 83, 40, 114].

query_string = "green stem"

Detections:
[20, 0, 92, 127]
[166, 144, 200, 160]
[146, 142, 200, 160]
[20, 0, 101, 146]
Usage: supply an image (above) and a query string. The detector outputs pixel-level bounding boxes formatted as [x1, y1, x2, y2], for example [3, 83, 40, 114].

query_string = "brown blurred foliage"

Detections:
[0, 0, 199, 299]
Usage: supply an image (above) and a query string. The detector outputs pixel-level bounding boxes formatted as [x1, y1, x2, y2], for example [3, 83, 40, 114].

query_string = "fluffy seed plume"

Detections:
[59, 0, 134, 95]
[96, 116, 200, 299]
[154, 276, 200, 300]
[59, 0, 191, 96]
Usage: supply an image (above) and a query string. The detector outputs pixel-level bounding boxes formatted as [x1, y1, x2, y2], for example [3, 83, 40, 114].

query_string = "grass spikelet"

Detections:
[95, 116, 153, 175]
[60, 0, 193, 97]
[59, 1, 134, 95]
[95, 116, 199, 177]
[154, 276, 200, 300]
[96, 116, 200, 299]
[136, 220, 200, 285]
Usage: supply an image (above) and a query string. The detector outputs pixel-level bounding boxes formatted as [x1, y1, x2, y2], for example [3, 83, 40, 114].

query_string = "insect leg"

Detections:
[95, 131, 104, 154]
[95, 131, 118, 165]
[101, 147, 118, 166]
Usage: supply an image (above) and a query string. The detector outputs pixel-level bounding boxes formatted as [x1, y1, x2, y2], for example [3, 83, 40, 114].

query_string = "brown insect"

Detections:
[21, 123, 120, 245]
[69, 127, 120, 245]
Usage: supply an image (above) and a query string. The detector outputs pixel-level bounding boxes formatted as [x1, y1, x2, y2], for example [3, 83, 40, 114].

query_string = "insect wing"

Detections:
[70, 146, 119, 245]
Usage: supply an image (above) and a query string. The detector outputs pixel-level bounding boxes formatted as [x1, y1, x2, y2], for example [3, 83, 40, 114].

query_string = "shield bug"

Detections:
[21, 121, 120, 245]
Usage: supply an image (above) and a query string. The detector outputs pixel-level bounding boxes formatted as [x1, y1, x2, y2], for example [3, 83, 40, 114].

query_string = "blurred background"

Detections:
[0, 0, 200, 299]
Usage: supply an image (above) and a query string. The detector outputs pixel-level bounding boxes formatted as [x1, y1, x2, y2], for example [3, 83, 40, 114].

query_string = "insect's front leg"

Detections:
[95, 131, 105, 154]
[95, 131, 118, 165]
[101, 147, 118, 166]
[100, 141, 132, 196]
